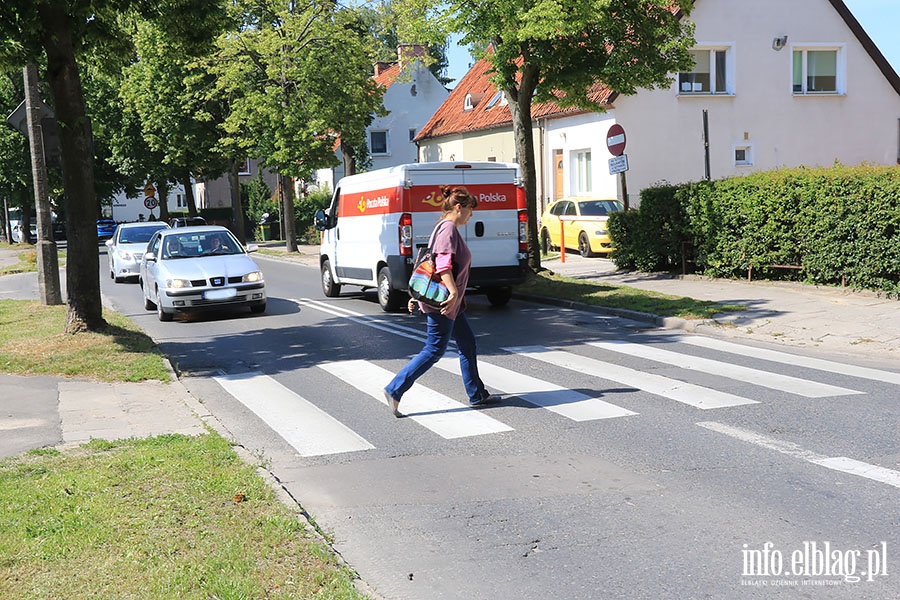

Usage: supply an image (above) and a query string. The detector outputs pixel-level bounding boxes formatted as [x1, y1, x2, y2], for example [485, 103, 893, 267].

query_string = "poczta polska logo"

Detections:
[357, 194, 390, 213]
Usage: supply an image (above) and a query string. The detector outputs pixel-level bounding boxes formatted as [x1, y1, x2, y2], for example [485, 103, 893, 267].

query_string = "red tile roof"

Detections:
[416, 56, 615, 142]
[373, 63, 401, 89]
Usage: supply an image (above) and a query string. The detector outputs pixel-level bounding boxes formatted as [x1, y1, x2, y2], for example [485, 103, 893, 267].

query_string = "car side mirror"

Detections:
[144, 252, 156, 262]
[314, 209, 332, 231]
[246, 243, 259, 253]
[105, 239, 113, 247]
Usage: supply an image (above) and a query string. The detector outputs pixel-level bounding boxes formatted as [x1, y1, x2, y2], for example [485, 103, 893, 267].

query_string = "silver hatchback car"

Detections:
[139, 226, 266, 321]
[106, 221, 170, 282]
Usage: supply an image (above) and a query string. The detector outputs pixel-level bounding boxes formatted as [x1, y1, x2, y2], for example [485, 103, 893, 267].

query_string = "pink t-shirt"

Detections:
[421, 220, 472, 320]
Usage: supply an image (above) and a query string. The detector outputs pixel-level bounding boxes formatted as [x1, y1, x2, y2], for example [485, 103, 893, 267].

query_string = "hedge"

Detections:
[608, 165, 900, 294]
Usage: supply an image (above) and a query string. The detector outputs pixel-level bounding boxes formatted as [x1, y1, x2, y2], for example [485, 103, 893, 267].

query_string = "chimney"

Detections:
[398, 44, 427, 69]
[374, 62, 392, 77]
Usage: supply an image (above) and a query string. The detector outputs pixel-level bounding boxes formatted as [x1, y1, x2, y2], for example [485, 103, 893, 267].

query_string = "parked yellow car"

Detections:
[539, 198, 624, 257]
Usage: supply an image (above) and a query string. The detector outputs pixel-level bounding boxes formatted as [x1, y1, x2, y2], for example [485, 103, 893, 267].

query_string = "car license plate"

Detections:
[204, 288, 237, 300]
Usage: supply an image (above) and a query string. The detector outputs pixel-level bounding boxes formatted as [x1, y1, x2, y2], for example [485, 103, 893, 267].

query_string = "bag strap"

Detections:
[427, 219, 452, 250]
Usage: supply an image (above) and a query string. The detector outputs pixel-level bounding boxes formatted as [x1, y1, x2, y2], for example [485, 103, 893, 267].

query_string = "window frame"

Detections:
[678, 45, 735, 96]
[791, 44, 845, 96]
[733, 145, 753, 167]
[571, 149, 593, 195]
[369, 130, 389, 155]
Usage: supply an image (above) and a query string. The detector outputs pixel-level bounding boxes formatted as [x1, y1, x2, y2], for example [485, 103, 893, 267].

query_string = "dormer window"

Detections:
[463, 92, 484, 111]
[485, 91, 503, 110]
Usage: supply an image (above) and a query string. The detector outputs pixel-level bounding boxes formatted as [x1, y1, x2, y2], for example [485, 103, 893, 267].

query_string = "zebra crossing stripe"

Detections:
[319, 360, 513, 439]
[214, 372, 375, 457]
[436, 357, 637, 421]
[505, 345, 758, 409]
[679, 336, 900, 385]
[698, 421, 900, 489]
[587, 340, 861, 398]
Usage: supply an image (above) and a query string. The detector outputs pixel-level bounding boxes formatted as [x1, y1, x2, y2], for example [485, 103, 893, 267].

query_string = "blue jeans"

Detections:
[385, 311, 486, 403]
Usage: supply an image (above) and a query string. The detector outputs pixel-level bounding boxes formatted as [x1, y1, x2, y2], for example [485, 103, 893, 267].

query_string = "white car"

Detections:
[106, 221, 170, 282]
[139, 226, 266, 321]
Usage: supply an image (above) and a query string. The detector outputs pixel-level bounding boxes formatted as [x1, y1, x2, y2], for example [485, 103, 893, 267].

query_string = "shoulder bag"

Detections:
[408, 221, 452, 307]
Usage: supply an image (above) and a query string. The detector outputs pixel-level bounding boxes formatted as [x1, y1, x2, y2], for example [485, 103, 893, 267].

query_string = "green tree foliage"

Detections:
[395, 0, 696, 271]
[208, 0, 385, 250]
[0, 70, 31, 229]
[0, 0, 225, 332]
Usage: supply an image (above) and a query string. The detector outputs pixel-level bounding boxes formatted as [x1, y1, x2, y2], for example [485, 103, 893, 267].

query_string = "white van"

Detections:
[314, 161, 528, 311]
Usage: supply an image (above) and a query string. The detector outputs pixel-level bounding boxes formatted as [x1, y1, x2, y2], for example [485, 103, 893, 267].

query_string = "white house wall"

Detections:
[370, 64, 450, 170]
[614, 0, 900, 201]
[110, 183, 186, 223]
[541, 111, 619, 210]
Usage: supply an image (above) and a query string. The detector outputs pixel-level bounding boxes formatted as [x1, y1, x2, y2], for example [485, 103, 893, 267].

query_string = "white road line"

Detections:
[698, 421, 900, 489]
[587, 340, 861, 398]
[214, 372, 374, 457]
[319, 360, 513, 439]
[436, 357, 637, 421]
[296, 298, 433, 344]
[679, 336, 900, 385]
[505, 345, 758, 409]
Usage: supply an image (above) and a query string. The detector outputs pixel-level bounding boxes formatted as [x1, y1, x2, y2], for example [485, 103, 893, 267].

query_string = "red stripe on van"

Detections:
[338, 186, 402, 217]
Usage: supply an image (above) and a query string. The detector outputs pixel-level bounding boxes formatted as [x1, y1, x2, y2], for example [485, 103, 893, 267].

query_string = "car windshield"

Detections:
[578, 200, 624, 216]
[162, 232, 241, 259]
[118, 225, 167, 244]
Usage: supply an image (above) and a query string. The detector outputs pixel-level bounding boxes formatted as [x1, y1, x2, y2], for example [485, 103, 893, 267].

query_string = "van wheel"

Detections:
[486, 286, 512, 307]
[321, 259, 341, 297]
[578, 232, 596, 257]
[377, 266, 404, 312]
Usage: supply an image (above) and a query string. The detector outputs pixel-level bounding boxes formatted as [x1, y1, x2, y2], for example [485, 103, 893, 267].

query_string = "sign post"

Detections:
[606, 124, 630, 210]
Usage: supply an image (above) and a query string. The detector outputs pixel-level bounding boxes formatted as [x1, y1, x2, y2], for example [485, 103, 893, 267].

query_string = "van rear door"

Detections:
[459, 166, 526, 286]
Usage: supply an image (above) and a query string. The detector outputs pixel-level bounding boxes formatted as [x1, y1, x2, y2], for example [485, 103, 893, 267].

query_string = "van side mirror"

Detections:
[314, 209, 333, 231]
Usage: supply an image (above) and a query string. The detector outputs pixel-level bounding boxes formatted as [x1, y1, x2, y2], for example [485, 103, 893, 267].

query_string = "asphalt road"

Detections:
[98, 250, 900, 600]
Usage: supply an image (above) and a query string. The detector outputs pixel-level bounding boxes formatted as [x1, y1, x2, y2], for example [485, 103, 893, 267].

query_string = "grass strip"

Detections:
[519, 270, 746, 320]
[0, 433, 367, 600]
[0, 300, 170, 382]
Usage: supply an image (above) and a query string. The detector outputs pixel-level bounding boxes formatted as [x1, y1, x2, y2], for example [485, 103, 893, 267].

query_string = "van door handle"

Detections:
[475, 221, 484, 237]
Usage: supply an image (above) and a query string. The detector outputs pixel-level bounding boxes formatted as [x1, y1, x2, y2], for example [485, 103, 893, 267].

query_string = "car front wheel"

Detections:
[156, 288, 173, 322]
[321, 259, 341, 297]
[578, 232, 596, 257]
[377, 266, 404, 312]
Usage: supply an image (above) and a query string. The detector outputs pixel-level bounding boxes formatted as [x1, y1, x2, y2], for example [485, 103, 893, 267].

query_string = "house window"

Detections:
[573, 150, 592, 194]
[485, 91, 503, 110]
[793, 47, 841, 94]
[734, 145, 753, 166]
[408, 128, 417, 142]
[370, 130, 389, 155]
[238, 158, 251, 175]
[176, 194, 187, 209]
[679, 47, 732, 95]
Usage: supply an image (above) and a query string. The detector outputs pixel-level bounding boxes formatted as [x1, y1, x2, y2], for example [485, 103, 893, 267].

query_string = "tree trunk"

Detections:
[281, 174, 298, 252]
[228, 160, 246, 244]
[182, 171, 198, 217]
[506, 63, 542, 272]
[157, 180, 170, 223]
[340, 141, 357, 177]
[37, 3, 105, 332]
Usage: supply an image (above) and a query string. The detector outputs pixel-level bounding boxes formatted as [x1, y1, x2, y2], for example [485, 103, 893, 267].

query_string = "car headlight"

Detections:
[243, 271, 263, 283]
[119, 250, 133, 261]
[166, 278, 192, 289]
[595, 228, 608, 235]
